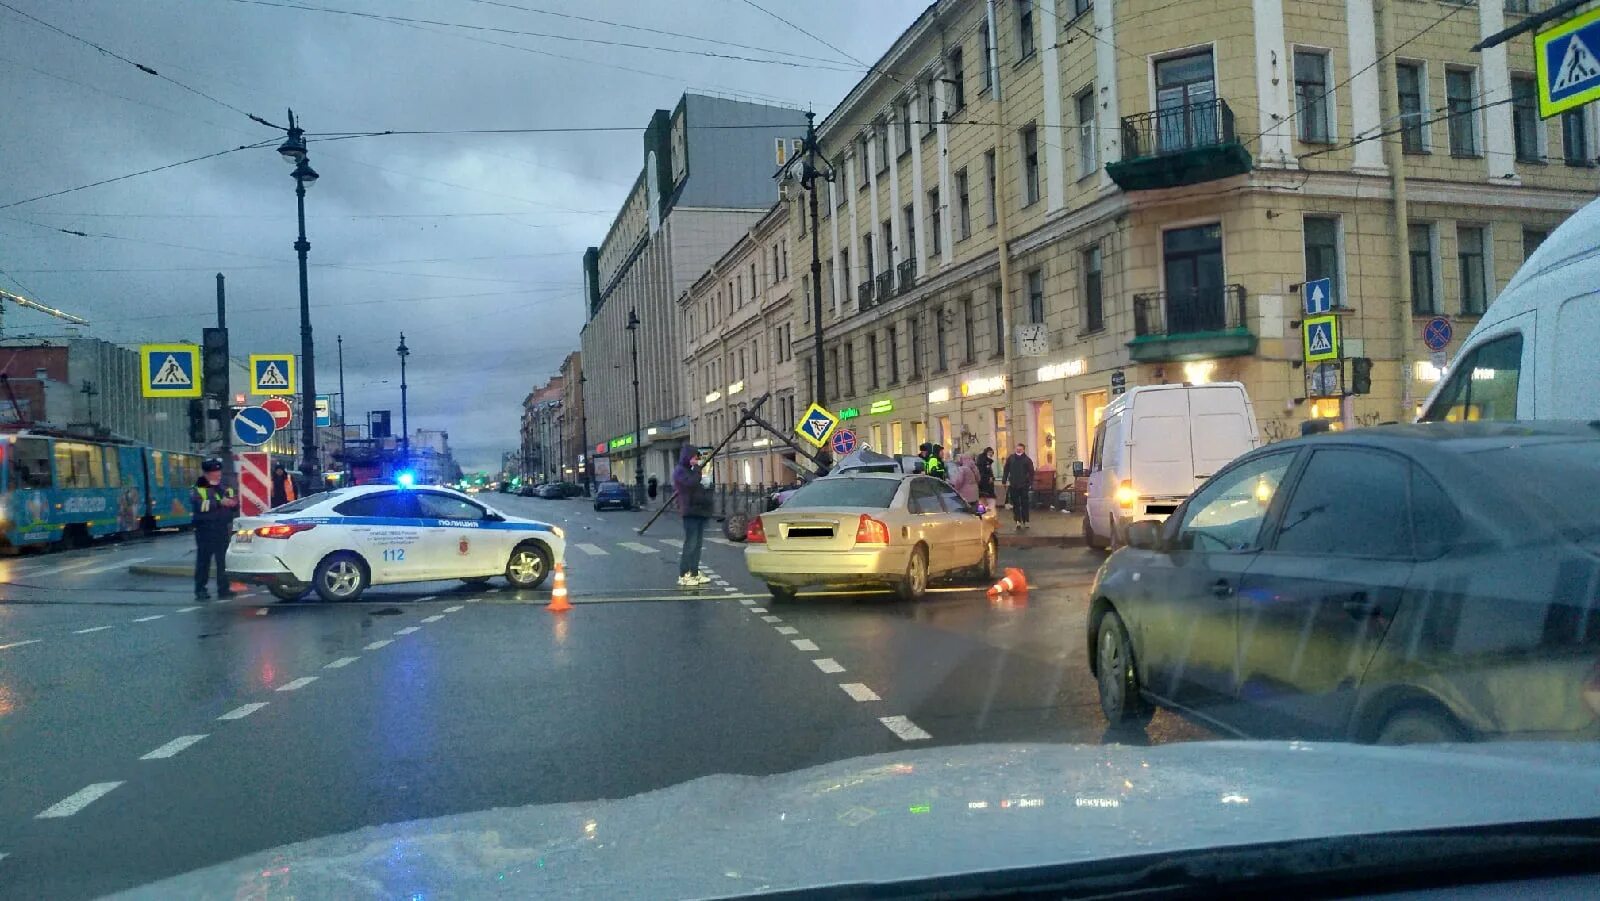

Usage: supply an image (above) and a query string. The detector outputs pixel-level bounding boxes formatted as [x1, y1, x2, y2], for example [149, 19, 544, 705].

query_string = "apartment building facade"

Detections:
[580, 93, 807, 489]
[789, 0, 1596, 492]
[680, 203, 802, 487]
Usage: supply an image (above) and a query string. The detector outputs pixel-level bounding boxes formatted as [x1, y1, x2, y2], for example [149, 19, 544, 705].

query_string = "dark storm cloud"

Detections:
[0, 0, 926, 469]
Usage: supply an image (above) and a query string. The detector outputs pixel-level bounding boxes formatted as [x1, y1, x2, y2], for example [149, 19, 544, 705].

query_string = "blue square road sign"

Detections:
[1303, 278, 1332, 315]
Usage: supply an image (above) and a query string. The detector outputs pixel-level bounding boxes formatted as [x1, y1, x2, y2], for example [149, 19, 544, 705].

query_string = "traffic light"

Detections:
[1351, 357, 1373, 395]
[202, 327, 229, 397]
[188, 398, 206, 444]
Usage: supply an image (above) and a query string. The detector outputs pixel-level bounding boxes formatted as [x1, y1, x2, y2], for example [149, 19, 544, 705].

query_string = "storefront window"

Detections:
[1030, 400, 1056, 470]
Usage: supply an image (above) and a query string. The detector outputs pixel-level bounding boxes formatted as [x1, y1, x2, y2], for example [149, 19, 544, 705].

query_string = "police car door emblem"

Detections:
[458, 537, 470, 555]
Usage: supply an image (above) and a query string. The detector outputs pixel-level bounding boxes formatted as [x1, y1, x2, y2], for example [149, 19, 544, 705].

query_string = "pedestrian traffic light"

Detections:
[202, 327, 229, 397]
[1351, 357, 1373, 395]
[188, 398, 206, 444]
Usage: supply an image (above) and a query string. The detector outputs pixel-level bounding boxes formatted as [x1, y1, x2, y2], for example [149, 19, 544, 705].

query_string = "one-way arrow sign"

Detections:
[1303, 277, 1332, 315]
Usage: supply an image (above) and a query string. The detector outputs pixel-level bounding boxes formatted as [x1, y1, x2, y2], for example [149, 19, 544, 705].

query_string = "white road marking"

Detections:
[619, 542, 658, 554]
[140, 734, 208, 760]
[75, 556, 150, 576]
[395, 626, 420, 635]
[218, 702, 268, 720]
[443, 605, 464, 613]
[417, 595, 437, 602]
[813, 658, 846, 674]
[658, 538, 683, 548]
[739, 599, 756, 606]
[713, 580, 729, 586]
[276, 676, 318, 692]
[840, 683, 881, 702]
[132, 614, 164, 623]
[73, 626, 112, 634]
[254, 608, 269, 616]
[761, 615, 782, 623]
[708, 537, 735, 546]
[177, 606, 201, 613]
[724, 587, 739, 593]
[879, 715, 932, 741]
[466, 598, 481, 603]
[775, 626, 799, 635]
[324, 656, 359, 669]
[420, 614, 444, 623]
[575, 543, 607, 555]
[36, 782, 123, 819]
[0, 639, 42, 650]
[364, 639, 393, 650]
[28, 558, 103, 578]
[790, 638, 819, 651]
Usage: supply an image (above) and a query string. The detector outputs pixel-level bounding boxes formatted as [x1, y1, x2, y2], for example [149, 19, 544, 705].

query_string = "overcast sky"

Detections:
[0, 0, 926, 469]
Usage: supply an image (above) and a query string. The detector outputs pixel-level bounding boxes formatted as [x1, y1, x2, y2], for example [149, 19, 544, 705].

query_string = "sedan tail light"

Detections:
[255, 523, 317, 539]
[745, 517, 766, 543]
[1584, 662, 1600, 718]
[854, 514, 890, 544]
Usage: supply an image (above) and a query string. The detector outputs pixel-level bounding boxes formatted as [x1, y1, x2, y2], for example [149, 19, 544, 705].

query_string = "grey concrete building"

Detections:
[580, 93, 806, 490]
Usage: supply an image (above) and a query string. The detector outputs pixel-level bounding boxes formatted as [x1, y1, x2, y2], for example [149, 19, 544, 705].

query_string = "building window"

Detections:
[1457, 224, 1487, 316]
[1563, 106, 1591, 165]
[826, 347, 837, 395]
[979, 21, 993, 93]
[947, 47, 965, 112]
[991, 285, 1005, 357]
[1409, 223, 1437, 315]
[1397, 61, 1426, 153]
[954, 168, 971, 239]
[887, 324, 900, 383]
[909, 316, 923, 377]
[1523, 227, 1547, 261]
[897, 95, 912, 152]
[1083, 244, 1103, 332]
[874, 118, 889, 173]
[881, 219, 893, 271]
[1020, 125, 1040, 206]
[923, 76, 938, 134]
[1446, 68, 1479, 157]
[1161, 224, 1225, 331]
[858, 135, 871, 183]
[781, 239, 788, 278]
[935, 309, 949, 371]
[1015, 0, 1035, 60]
[902, 203, 916, 263]
[1071, 0, 1092, 16]
[1155, 49, 1217, 153]
[929, 188, 942, 256]
[868, 333, 880, 389]
[1075, 88, 1097, 178]
[863, 234, 874, 281]
[1302, 215, 1341, 307]
[1293, 50, 1332, 143]
[844, 341, 856, 396]
[962, 296, 976, 363]
[1512, 75, 1540, 162]
[1026, 268, 1045, 323]
[984, 149, 998, 226]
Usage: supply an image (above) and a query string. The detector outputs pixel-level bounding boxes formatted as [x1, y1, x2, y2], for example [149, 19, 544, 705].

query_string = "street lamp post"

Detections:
[396, 333, 410, 468]
[277, 109, 321, 482]
[337, 334, 347, 484]
[626, 309, 643, 502]
[578, 372, 591, 496]
[798, 110, 836, 406]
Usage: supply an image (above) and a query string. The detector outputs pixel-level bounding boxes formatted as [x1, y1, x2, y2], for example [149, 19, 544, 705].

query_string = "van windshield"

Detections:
[1423, 332, 1523, 421]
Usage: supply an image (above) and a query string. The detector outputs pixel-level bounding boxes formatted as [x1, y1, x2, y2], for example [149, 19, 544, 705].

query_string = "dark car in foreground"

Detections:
[1088, 422, 1600, 745]
[593, 480, 634, 511]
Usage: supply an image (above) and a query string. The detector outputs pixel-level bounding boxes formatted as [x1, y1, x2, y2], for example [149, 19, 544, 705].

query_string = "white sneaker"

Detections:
[693, 573, 713, 585]
[677, 574, 697, 588]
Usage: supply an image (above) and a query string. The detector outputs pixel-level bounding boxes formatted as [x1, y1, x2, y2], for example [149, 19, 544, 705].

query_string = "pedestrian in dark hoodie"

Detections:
[672, 445, 714, 587]
[976, 446, 997, 505]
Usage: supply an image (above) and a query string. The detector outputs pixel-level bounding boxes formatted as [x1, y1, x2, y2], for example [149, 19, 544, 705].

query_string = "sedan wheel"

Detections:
[978, 537, 999, 582]
[313, 553, 368, 603]
[896, 546, 928, 602]
[1096, 611, 1152, 726]
[1376, 708, 1467, 745]
[767, 583, 796, 603]
[505, 544, 551, 590]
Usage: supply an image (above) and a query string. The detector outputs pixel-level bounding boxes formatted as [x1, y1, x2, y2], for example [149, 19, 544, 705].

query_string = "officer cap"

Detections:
[202, 458, 225, 472]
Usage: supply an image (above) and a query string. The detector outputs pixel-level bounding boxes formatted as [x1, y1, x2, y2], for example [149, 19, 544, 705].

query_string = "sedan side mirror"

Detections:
[1125, 520, 1163, 551]
[1071, 460, 1086, 478]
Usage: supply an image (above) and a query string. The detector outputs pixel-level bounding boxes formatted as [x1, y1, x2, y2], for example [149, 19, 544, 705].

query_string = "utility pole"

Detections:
[578, 372, 591, 495]
[396, 333, 410, 467]
[337, 334, 347, 484]
[798, 110, 836, 405]
[216, 273, 231, 470]
[626, 309, 643, 501]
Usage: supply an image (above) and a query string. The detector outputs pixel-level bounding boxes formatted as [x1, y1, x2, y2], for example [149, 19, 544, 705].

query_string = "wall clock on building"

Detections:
[1016, 323, 1048, 357]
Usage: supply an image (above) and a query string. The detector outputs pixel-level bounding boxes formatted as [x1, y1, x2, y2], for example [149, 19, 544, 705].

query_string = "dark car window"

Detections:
[936, 483, 972, 514]
[1176, 452, 1294, 552]
[908, 478, 944, 514]
[785, 477, 899, 509]
[417, 492, 487, 521]
[1459, 439, 1600, 539]
[1410, 468, 1463, 558]
[335, 492, 420, 518]
[1270, 449, 1412, 559]
[1422, 331, 1523, 422]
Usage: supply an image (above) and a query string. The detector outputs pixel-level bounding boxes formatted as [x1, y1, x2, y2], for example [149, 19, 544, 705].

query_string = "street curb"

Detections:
[130, 564, 190, 578]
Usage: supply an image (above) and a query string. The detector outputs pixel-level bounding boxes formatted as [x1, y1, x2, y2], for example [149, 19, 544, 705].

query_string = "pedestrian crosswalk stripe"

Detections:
[575, 543, 607, 555]
[619, 541, 658, 554]
[658, 538, 683, 548]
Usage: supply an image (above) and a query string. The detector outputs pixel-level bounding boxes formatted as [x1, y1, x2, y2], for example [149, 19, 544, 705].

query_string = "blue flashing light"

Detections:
[396, 470, 416, 488]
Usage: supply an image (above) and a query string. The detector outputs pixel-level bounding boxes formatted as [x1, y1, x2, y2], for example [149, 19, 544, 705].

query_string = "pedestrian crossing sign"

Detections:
[1536, 7, 1600, 117]
[140, 344, 202, 398]
[794, 402, 840, 448]
[250, 354, 296, 395]
[1302, 314, 1340, 364]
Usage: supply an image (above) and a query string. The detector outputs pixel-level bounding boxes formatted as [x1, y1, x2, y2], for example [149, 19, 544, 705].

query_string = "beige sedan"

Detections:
[744, 473, 1000, 602]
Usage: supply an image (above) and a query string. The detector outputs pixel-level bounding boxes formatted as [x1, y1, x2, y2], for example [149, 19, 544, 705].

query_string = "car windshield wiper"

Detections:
[736, 817, 1600, 900]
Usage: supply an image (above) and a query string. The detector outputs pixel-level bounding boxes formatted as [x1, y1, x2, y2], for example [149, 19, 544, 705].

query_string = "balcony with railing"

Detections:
[876, 271, 895, 303]
[896, 258, 916, 294]
[1107, 98, 1252, 191]
[858, 278, 876, 309]
[1128, 284, 1255, 362]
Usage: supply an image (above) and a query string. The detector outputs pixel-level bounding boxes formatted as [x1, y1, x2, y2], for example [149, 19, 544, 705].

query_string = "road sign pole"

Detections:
[216, 273, 232, 474]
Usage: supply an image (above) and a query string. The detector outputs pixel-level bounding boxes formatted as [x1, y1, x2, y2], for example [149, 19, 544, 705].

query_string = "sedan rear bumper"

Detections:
[225, 543, 303, 584]
[745, 545, 911, 588]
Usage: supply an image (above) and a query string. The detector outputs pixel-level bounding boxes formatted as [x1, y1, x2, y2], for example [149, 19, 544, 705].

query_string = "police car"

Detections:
[225, 484, 565, 602]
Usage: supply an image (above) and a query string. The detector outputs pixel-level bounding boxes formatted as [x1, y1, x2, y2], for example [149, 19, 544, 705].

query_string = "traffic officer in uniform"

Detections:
[191, 458, 239, 600]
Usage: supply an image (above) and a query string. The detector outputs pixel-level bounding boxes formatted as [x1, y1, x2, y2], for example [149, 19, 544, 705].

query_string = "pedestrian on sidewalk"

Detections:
[672, 445, 713, 588]
[270, 463, 297, 508]
[190, 460, 238, 600]
[951, 453, 980, 505]
[976, 446, 997, 505]
[1002, 443, 1035, 532]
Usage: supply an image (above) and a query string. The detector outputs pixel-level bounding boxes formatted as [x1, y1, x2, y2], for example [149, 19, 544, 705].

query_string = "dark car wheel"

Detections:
[313, 553, 369, 603]
[977, 536, 999, 582]
[1376, 708, 1468, 745]
[767, 583, 796, 603]
[1084, 513, 1108, 550]
[895, 546, 928, 602]
[1096, 610, 1153, 726]
[505, 543, 552, 590]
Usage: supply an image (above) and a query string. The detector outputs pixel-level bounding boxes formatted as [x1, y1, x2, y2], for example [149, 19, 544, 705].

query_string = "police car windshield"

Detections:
[269, 494, 329, 514]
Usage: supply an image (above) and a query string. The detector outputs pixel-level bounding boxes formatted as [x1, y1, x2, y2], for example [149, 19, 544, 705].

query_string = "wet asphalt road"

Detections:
[0, 493, 1208, 898]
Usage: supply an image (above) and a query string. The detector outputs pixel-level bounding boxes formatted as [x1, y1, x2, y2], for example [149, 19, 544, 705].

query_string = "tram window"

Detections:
[84, 445, 104, 487]
[105, 448, 122, 487]
[151, 451, 165, 487]
[12, 439, 53, 488]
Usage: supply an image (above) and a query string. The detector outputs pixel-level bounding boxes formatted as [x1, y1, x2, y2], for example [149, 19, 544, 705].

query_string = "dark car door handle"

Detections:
[1342, 593, 1381, 618]
[1211, 579, 1233, 599]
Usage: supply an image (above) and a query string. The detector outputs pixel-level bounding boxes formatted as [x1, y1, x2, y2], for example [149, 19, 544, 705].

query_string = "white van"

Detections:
[1419, 196, 1600, 423]
[1080, 382, 1259, 549]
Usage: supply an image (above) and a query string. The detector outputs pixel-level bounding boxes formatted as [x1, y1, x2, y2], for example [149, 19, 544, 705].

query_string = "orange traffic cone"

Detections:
[546, 564, 571, 612]
[986, 567, 1029, 599]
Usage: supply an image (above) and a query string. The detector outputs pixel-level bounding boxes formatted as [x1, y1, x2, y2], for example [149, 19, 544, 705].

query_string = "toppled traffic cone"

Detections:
[546, 564, 572, 612]
[986, 566, 1028, 599]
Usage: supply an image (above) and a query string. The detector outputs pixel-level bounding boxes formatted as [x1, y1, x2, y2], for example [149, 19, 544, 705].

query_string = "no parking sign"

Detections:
[831, 427, 857, 456]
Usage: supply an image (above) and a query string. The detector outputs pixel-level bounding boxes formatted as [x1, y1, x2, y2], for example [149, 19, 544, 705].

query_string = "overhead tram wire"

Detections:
[0, 140, 277, 211]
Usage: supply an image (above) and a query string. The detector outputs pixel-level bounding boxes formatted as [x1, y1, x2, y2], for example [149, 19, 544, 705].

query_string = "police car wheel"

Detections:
[505, 543, 551, 589]
[313, 553, 369, 602]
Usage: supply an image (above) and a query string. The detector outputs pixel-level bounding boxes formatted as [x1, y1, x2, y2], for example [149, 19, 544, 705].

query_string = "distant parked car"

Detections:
[594, 481, 634, 511]
[558, 481, 585, 497]
[1087, 421, 1600, 745]
[536, 483, 564, 499]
